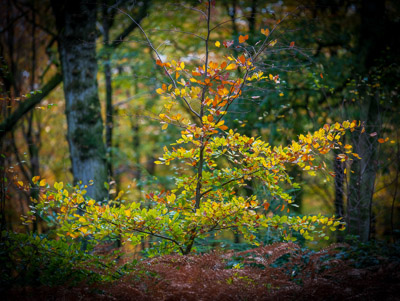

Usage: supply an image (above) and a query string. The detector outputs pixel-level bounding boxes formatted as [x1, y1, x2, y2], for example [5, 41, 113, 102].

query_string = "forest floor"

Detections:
[5, 242, 400, 301]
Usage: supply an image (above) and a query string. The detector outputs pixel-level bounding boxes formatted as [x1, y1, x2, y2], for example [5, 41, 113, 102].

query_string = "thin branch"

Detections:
[10, 131, 32, 185]
[177, 4, 207, 19]
[0, 73, 62, 139]
[200, 169, 262, 198]
[210, 16, 249, 33]
[194, 0, 212, 210]
[151, 29, 205, 41]
[79, 207, 185, 254]
[109, 1, 150, 49]
[115, 7, 200, 119]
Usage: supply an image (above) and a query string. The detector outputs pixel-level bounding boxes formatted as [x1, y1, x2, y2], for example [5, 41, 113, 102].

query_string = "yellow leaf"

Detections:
[162, 123, 168, 130]
[156, 88, 164, 94]
[88, 200, 95, 206]
[39, 179, 46, 187]
[215, 41, 220, 47]
[125, 209, 131, 217]
[32, 176, 40, 184]
[226, 63, 237, 70]
[270, 39, 277, 47]
[18, 181, 23, 187]
[279, 92, 284, 97]
[261, 28, 270, 36]
[55, 182, 63, 190]
[78, 217, 86, 223]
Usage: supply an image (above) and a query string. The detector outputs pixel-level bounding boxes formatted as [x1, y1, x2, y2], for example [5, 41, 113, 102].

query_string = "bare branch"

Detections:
[200, 169, 262, 198]
[0, 73, 62, 139]
[151, 29, 205, 41]
[115, 7, 200, 119]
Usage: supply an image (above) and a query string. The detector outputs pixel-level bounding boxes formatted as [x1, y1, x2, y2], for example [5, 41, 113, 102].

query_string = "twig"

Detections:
[115, 7, 200, 119]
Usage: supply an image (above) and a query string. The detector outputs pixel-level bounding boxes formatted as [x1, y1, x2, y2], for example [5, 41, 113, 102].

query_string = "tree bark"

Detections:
[52, 1, 107, 201]
[102, 3, 114, 186]
[346, 0, 385, 242]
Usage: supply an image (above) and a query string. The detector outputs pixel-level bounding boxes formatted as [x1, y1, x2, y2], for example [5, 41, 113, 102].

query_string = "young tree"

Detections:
[29, 1, 357, 256]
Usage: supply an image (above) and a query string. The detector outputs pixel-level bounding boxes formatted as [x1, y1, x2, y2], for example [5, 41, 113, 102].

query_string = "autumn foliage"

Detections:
[24, 4, 361, 256]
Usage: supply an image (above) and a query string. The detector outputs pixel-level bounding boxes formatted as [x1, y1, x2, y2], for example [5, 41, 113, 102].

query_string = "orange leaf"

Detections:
[290, 41, 295, 47]
[238, 34, 248, 43]
[219, 125, 228, 131]
[220, 61, 227, 69]
[207, 115, 213, 122]
[261, 28, 270, 36]
[263, 202, 270, 211]
[238, 54, 246, 64]
[320, 73, 323, 79]
[378, 138, 385, 143]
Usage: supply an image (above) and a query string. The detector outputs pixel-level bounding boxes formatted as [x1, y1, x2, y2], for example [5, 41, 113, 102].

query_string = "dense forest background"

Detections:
[1, 0, 400, 298]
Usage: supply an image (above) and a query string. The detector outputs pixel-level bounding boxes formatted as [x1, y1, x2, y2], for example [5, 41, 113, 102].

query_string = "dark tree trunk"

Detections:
[102, 3, 114, 188]
[346, 0, 386, 242]
[347, 95, 380, 242]
[52, 0, 107, 202]
[334, 149, 345, 219]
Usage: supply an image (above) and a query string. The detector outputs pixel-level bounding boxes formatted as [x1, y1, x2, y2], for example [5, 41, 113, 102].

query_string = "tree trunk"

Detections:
[52, 1, 107, 202]
[102, 3, 114, 188]
[347, 95, 379, 242]
[346, 0, 385, 242]
[334, 149, 345, 219]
